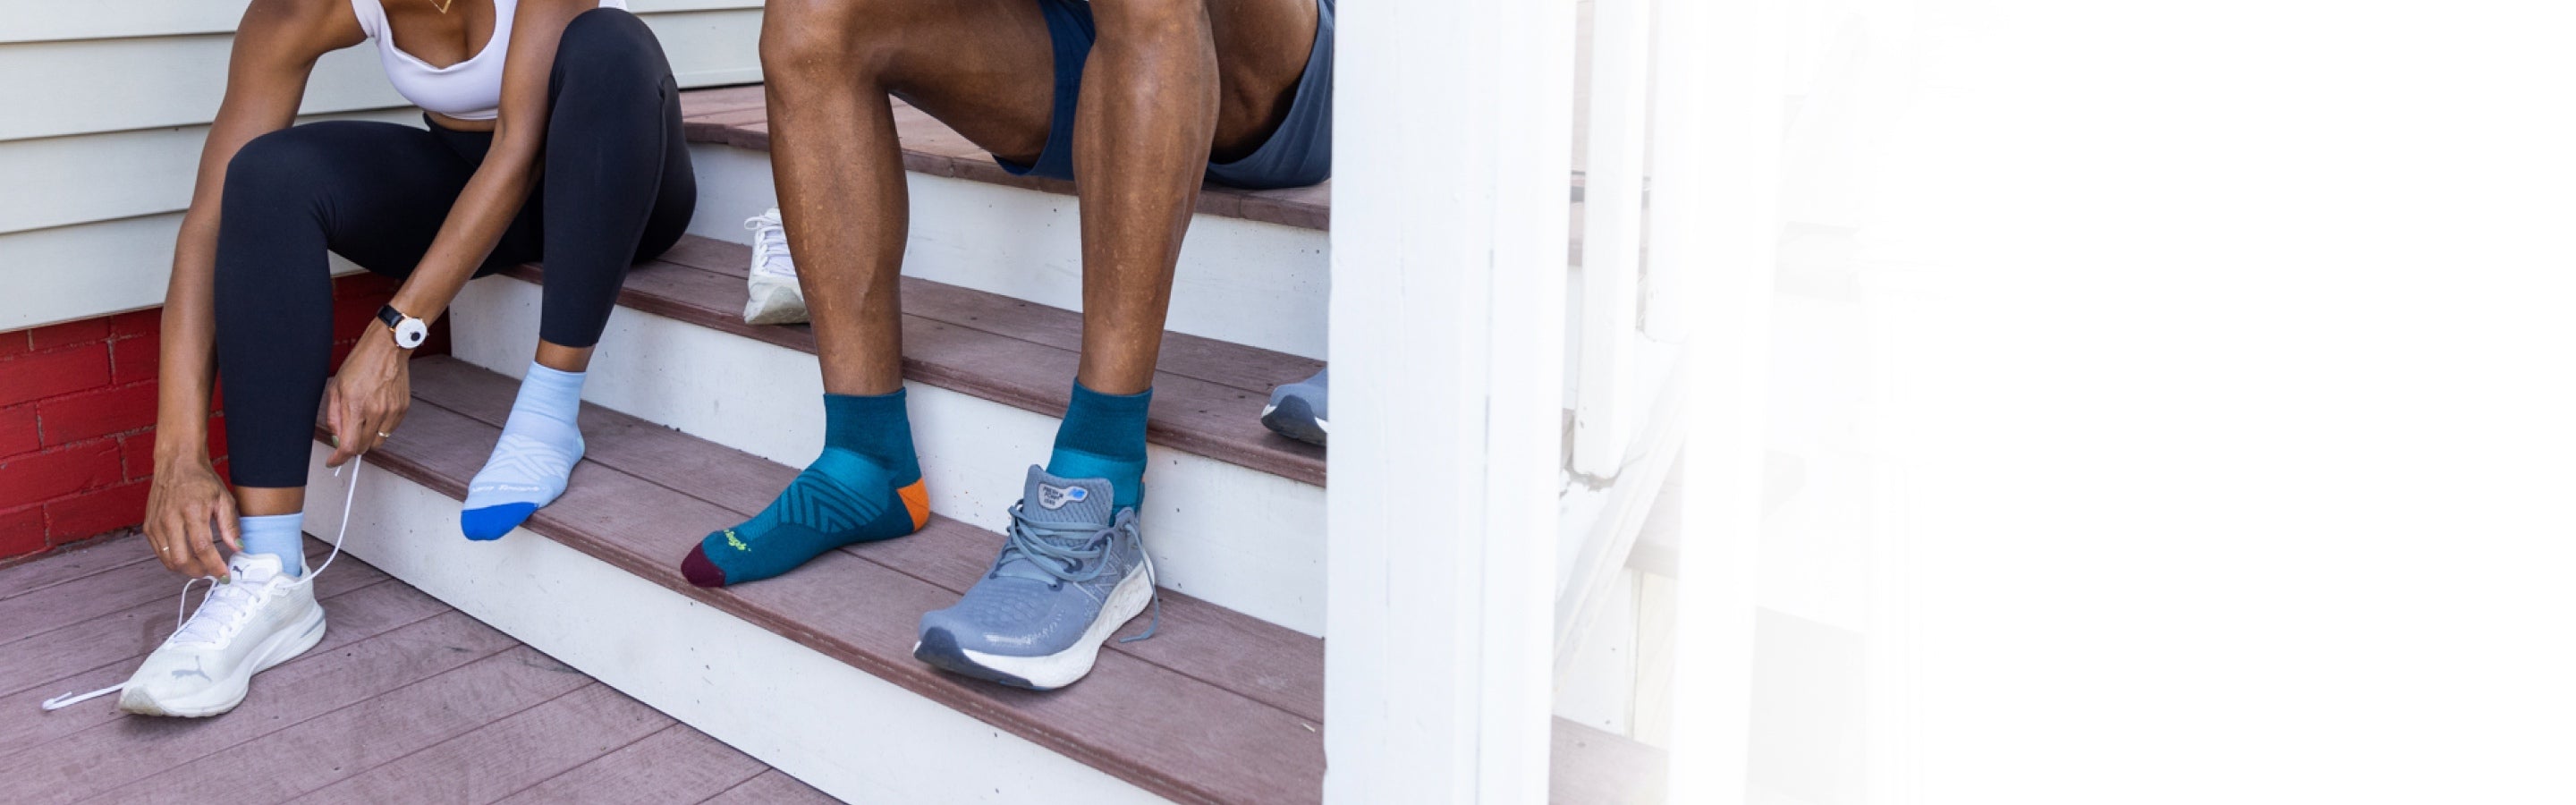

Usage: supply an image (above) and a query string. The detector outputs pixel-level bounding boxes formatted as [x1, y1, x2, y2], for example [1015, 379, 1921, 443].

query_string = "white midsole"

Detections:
[124, 604, 326, 717]
[955, 558, 1157, 690]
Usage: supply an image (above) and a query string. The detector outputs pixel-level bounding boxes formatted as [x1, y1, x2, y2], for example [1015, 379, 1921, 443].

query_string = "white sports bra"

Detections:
[351, 0, 627, 121]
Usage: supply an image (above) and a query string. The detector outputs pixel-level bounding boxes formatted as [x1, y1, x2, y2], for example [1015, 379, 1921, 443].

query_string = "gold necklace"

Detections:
[429, 0, 454, 13]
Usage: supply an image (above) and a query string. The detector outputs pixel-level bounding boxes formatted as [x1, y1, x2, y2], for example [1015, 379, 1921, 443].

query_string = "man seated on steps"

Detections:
[676, 0, 1334, 691]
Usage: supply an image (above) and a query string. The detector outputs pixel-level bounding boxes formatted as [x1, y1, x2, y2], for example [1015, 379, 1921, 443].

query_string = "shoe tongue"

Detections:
[992, 467, 1114, 584]
[1021, 466, 1114, 527]
[227, 552, 286, 585]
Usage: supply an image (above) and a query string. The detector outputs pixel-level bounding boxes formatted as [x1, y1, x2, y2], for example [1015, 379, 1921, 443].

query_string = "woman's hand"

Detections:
[143, 452, 240, 580]
[325, 325, 412, 467]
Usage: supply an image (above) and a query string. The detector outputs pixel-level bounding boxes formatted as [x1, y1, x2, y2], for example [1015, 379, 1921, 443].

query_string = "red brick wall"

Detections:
[0, 275, 448, 563]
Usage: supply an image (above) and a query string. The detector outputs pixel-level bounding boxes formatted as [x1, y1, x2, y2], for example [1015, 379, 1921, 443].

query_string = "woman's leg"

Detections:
[214, 121, 484, 564]
[457, 8, 698, 539]
[540, 7, 696, 355]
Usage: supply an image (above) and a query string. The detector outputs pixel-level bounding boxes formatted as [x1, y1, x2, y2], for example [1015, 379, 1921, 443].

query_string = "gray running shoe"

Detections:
[1261, 367, 1329, 446]
[914, 467, 1156, 690]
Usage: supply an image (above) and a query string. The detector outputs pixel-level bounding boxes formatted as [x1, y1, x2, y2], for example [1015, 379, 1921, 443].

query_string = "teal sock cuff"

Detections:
[822, 390, 919, 482]
[1054, 383, 1150, 457]
[1049, 383, 1152, 508]
[1046, 449, 1148, 508]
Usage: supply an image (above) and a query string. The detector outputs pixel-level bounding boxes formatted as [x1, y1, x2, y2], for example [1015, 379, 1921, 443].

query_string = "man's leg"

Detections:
[1046, 0, 1320, 508]
[915, 0, 1326, 691]
[1064, 0, 1217, 398]
[682, 0, 1060, 587]
[1070, 0, 1318, 389]
[772, 0, 1057, 398]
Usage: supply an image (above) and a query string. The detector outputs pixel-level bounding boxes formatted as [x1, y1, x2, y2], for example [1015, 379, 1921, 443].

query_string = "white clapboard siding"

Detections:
[0, 214, 369, 332]
[0, 0, 762, 46]
[0, 38, 406, 142]
[0, 215, 180, 332]
[0, 109, 421, 236]
[0, 2, 764, 330]
[0, 11, 758, 142]
[628, 8, 763, 87]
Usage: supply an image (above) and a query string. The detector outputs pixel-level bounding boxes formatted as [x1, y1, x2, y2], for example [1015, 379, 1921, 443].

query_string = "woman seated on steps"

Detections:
[128, 0, 695, 717]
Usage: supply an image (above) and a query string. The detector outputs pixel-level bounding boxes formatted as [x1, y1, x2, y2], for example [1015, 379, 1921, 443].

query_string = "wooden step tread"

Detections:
[381, 357, 1324, 804]
[502, 234, 1328, 487]
[367, 358, 1661, 803]
[678, 86, 1331, 233]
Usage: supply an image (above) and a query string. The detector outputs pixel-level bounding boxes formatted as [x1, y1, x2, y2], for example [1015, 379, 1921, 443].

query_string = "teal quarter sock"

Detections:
[239, 513, 305, 578]
[1045, 383, 1151, 508]
[682, 391, 928, 587]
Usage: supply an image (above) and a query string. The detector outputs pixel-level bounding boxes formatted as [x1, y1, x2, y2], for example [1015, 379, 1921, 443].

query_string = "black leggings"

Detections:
[214, 8, 695, 489]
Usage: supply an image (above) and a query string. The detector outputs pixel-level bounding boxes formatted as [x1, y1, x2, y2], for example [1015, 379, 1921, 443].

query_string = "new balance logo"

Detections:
[1037, 484, 1089, 510]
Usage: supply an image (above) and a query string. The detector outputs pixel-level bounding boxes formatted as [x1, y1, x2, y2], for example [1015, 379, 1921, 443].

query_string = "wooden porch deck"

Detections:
[0, 532, 837, 804]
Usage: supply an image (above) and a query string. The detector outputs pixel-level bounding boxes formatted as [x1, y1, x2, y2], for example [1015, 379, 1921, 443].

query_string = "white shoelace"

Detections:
[744, 211, 795, 279]
[39, 457, 363, 711]
[166, 574, 271, 647]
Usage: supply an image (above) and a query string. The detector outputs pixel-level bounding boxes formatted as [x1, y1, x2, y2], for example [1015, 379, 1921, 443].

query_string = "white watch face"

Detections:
[393, 318, 428, 349]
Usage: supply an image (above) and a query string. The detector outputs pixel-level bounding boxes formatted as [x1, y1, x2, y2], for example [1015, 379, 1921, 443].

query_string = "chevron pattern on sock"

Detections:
[682, 447, 927, 587]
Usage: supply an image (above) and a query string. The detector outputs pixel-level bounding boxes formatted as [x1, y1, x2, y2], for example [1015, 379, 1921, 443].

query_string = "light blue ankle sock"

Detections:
[462, 362, 587, 540]
[240, 513, 305, 577]
[1045, 383, 1152, 508]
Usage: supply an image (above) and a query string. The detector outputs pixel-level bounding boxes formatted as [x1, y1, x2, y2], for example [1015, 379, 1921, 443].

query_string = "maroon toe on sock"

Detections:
[681, 546, 727, 588]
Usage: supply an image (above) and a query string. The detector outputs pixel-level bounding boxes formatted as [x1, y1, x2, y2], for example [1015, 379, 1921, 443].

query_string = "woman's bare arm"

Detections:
[322, 0, 598, 466]
[148, 0, 362, 579]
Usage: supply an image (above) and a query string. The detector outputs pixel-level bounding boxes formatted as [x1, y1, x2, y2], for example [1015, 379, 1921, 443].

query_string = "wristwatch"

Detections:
[377, 304, 428, 350]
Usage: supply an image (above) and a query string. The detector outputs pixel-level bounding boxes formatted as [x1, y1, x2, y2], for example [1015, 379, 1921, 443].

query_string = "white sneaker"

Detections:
[116, 554, 326, 717]
[741, 208, 809, 325]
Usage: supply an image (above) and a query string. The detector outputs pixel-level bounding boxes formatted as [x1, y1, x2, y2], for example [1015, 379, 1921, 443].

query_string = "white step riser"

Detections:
[301, 445, 1169, 805]
[450, 277, 1327, 637]
[685, 143, 1332, 361]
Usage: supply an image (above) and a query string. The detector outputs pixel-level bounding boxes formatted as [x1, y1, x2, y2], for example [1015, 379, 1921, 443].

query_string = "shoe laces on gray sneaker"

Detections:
[989, 479, 1162, 643]
[996, 504, 1128, 589]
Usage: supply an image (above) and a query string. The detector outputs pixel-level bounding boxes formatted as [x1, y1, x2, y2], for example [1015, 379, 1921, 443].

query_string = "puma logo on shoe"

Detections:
[1037, 484, 1088, 510]
[170, 658, 211, 682]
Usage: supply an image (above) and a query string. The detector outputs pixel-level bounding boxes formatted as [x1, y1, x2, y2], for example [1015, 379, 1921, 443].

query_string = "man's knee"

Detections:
[760, 0, 888, 86]
[1088, 0, 1209, 34]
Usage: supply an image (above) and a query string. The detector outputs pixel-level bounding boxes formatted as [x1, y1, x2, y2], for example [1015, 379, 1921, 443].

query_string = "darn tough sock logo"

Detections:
[1037, 484, 1089, 510]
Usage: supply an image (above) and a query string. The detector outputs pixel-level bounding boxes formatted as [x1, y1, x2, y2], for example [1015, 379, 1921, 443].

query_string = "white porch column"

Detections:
[1323, 0, 1576, 801]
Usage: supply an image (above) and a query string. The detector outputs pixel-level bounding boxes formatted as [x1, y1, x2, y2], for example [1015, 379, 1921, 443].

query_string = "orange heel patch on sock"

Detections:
[898, 479, 930, 530]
